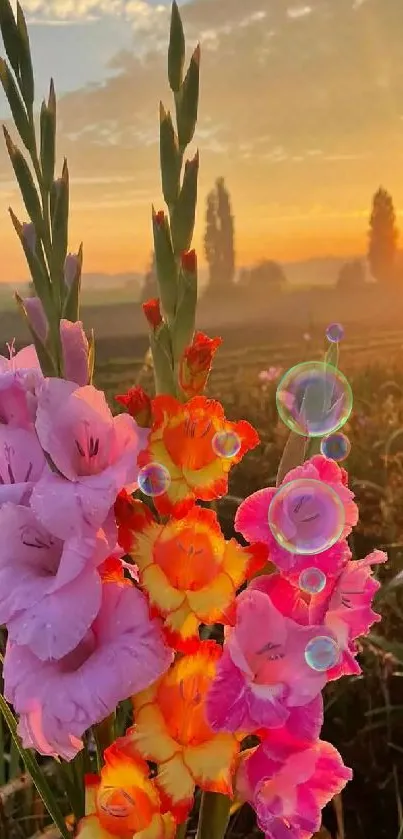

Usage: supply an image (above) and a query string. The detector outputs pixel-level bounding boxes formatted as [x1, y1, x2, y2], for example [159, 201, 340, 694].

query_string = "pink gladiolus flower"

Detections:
[0, 344, 42, 428]
[0, 425, 46, 506]
[259, 367, 282, 384]
[235, 455, 358, 574]
[3, 583, 173, 761]
[0, 504, 118, 660]
[237, 729, 352, 839]
[206, 587, 333, 741]
[30, 379, 149, 538]
[60, 320, 89, 387]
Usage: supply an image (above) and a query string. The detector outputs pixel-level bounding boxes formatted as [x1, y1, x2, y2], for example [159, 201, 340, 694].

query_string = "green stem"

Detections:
[93, 713, 116, 772]
[175, 821, 188, 839]
[196, 792, 231, 839]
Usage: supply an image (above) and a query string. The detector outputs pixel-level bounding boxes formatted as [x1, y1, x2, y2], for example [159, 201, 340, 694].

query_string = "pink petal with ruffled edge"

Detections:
[3, 583, 173, 760]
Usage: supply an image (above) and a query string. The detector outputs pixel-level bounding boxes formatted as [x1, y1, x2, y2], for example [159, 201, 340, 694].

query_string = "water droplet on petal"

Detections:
[212, 430, 241, 458]
[304, 635, 340, 671]
[138, 463, 171, 497]
[298, 567, 326, 594]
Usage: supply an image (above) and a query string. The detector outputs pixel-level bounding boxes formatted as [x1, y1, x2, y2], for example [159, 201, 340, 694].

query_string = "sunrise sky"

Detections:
[0, 0, 402, 282]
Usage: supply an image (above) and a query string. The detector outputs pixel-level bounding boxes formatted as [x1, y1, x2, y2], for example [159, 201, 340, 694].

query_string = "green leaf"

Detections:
[196, 792, 231, 839]
[168, 0, 185, 92]
[40, 79, 56, 190]
[0, 58, 31, 148]
[3, 128, 43, 229]
[276, 430, 308, 486]
[172, 259, 197, 363]
[51, 159, 69, 299]
[88, 327, 95, 384]
[159, 102, 181, 206]
[9, 209, 53, 320]
[62, 244, 83, 322]
[0, 0, 20, 77]
[0, 691, 71, 839]
[16, 2, 34, 107]
[152, 208, 178, 322]
[367, 632, 403, 664]
[150, 322, 177, 396]
[175, 44, 200, 149]
[170, 150, 199, 254]
[15, 292, 57, 377]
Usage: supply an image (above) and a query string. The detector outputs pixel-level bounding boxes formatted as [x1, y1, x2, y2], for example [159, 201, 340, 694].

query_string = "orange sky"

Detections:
[0, 0, 403, 281]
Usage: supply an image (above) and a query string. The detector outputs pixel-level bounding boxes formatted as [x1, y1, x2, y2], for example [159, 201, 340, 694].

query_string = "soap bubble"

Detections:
[276, 361, 352, 437]
[268, 478, 345, 555]
[326, 322, 344, 343]
[304, 635, 340, 671]
[138, 463, 171, 497]
[298, 567, 327, 594]
[320, 432, 351, 462]
[212, 430, 241, 458]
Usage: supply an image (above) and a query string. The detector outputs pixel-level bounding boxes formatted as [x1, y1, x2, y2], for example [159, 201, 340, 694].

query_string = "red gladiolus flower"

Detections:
[179, 331, 222, 397]
[115, 387, 152, 427]
[143, 298, 163, 329]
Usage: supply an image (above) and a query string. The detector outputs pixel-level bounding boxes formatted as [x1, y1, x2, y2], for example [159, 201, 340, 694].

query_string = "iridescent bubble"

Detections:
[326, 322, 344, 343]
[268, 478, 345, 555]
[212, 430, 241, 458]
[138, 463, 171, 497]
[304, 635, 340, 672]
[298, 567, 327, 594]
[276, 361, 352, 437]
[320, 432, 351, 462]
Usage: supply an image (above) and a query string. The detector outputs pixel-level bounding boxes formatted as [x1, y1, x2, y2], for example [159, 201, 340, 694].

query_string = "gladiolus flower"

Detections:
[143, 299, 163, 329]
[115, 386, 152, 428]
[0, 504, 117, 660]
[206, 587, 331, 741]
[60, 320, 89, 386]
[3, 583, 173, 760]
[131, 503, 266, 648]
[77, 746, 176, 839]
[235, 455, 358, 574]
[114, 489, 154, 553]
[129, 645, 239, 818]
[0, 344, 42, 428]
[0, 425, 46, 506]
[237, 729, 352, 839]
[179, 331, 222, 398]
[30, 379, 148, 538]
[138, 395, 259, 517]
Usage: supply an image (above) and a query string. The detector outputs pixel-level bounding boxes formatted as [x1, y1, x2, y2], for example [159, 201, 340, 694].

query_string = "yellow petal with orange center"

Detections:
[164, 604, 199, 639]
[132, 522, 164, 572]
[131, 704, 179, 763]
[97, 756, 159, 835]
[221, 539, 250, 589]
[157, 754, 195, 805]
[141, 565, 185, 612]
[183, 734, 239, 794]
[143, 439, 182, 481]
[133, 681, 159, 712]
[186, 573, 235, 621]
[76, 815, 114, 839]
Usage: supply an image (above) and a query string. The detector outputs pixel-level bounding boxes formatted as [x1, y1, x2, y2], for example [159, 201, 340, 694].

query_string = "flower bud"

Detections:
[143, 297, 163, 330]
[179, 331, 222, 397]
[22, 295, 48, 342]
[21, 222, 36, 253]
[115, 386, 152, 428]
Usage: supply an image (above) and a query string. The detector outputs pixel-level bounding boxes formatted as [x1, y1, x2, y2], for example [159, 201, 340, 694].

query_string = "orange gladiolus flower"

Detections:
[128, 645, 239, 819]
[179, 331, 222, 398]
[131, 504, 266, 648]
[137, 395, 259, 517]
[77, 745, 175, 839]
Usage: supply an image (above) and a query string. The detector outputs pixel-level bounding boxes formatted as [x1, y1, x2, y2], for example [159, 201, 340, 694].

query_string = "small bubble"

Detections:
[268, 478, 345, 555]
[212, 430, 241, 458]
[304, 635, 340, 671]
[320, 432, 351, 462]
[298, 567, 327, 594]
[326, 322, 344, 343]
[276, 361, 352, 437]
[138, 463, 171, 497]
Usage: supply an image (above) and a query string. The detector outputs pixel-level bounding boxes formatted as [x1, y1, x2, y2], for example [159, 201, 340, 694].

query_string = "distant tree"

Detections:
[204, 177, 235, 293]
[141, 251, 158, 302]
[337, 259, 365, 290]
[239, 259, 287, 292]
[368, 187, 398, 283]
